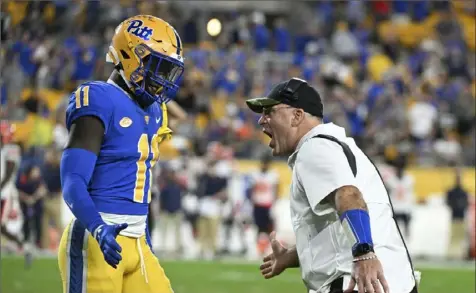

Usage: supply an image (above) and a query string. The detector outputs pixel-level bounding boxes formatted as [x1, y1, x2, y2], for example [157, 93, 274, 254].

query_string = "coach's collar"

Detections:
[287, 123, 343, 168]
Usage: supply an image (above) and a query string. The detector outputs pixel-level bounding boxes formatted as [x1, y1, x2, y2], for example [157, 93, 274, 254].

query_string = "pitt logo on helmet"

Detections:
[127, 20, 153, 41]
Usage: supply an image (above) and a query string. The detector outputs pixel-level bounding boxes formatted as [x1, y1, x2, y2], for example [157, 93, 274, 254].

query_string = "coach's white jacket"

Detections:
[288, 123, 416, 293]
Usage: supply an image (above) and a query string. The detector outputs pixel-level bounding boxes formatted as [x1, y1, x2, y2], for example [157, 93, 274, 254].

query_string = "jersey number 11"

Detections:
[134, 133, 159, 203]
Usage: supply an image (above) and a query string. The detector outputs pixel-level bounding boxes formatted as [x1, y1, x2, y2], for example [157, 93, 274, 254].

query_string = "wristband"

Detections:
[340, 209, 374, 255]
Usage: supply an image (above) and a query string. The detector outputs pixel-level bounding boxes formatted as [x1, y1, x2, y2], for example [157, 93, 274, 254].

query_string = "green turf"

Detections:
[1, 257, 474, 293]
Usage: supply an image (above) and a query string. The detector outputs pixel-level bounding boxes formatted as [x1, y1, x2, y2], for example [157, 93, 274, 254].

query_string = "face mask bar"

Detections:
[130, 44, 184, 104]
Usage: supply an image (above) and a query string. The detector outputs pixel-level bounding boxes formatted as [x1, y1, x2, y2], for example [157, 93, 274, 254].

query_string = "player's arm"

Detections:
[61, 115, 107, 235]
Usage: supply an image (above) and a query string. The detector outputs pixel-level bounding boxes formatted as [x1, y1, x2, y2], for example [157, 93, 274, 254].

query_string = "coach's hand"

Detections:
[94, 223, 128, 269]
[345, 253, 390, 293]
[259, 232, 288, 279]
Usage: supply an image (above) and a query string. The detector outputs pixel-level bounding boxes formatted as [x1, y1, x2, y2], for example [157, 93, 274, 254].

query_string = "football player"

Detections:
[58, 15, 184, 293]
[0, 121, 23, 249]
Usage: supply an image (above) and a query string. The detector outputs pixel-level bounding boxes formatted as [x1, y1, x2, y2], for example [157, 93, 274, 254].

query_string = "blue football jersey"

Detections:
[65, 81, 171, 216]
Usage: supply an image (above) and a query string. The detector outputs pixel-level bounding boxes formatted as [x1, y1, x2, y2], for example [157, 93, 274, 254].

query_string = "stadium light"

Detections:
[206, 18, 222, 37]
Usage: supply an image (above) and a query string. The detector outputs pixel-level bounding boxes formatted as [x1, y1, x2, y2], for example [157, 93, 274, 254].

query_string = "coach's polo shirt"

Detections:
[288, 123, 415, 293]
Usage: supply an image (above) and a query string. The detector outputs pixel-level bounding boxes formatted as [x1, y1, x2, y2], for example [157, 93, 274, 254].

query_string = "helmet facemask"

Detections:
[129, 44, 184, 107]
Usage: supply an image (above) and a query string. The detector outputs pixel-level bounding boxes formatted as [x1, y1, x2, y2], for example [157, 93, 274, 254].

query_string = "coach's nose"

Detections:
[258, 115, 266, 125]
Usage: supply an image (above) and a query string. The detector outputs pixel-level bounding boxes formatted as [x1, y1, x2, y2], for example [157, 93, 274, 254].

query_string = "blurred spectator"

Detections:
[272, 17, 290, 53]
[207, 140, 236, 256]
[385, 155, 415, 238]
[157, 164, 185, 255]
[366, 45, 394, 84]
[196, 159, 228, 260]
[248, 155, 278, 257]
[331, 21, 359, 63]
[70, 33, 98, 84]
[174, 77, 197, 114]
[182, 14, 198, 45]
[407, 87, 438, 144]
[444, 46, 471, 80]
[0, 121, 23, 249]
[446, 169, 469, 259]
[250, 12, 270, 52]
[346, 0, 365, 29]
[41, 148, 62, 251]
[371, 0, 391, 22]
[16, 163, 46, 249]
[178, 152, 206, 240]
[52, 102, 68, 151]
[434, 130, 462, 166]
[33, 37, 54, 89]
[435, 10, 464, 47]
[11, 32, 40, 88]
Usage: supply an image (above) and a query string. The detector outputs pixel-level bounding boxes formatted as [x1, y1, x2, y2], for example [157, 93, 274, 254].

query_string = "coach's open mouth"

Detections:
[263, 129, 272, 138]
[263, 129, 275, 148]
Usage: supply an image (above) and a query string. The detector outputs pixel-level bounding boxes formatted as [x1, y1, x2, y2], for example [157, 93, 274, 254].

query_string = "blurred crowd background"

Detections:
[0, 0, 474, 262]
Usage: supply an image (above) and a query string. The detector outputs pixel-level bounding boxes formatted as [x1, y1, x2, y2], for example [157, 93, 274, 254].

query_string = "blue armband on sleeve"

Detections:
[61, 148, 105, 234]
[340, 209, 373, 247]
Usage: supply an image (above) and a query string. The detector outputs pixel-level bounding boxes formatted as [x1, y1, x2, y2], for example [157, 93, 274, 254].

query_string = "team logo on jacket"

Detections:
[119, 117, 133, 128]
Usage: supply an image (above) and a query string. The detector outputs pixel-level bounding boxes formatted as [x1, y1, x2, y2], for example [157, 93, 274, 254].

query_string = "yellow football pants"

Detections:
[58, 219, 174, 293]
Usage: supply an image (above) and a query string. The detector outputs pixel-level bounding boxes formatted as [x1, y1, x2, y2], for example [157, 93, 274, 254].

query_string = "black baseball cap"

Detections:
[246, 78, 323, 118]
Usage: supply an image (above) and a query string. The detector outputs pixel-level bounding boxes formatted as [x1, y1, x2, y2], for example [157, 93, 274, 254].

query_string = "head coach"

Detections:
[247, 78, 419, 293]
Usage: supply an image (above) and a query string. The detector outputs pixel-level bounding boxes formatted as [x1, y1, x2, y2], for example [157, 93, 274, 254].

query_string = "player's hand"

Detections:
[259, 231, 288, 279]
[94, 223, 128, 269]
[345, 253, 390, 293]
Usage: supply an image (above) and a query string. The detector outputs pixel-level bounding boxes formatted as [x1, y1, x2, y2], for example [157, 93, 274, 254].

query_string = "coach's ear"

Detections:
[291, 108, 306, 127]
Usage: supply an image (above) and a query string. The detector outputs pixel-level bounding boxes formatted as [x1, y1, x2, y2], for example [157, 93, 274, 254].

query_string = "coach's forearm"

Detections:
[334, 185, 367, 215]
[332, 185, 374, 251]
[285, 246, 300, 268]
